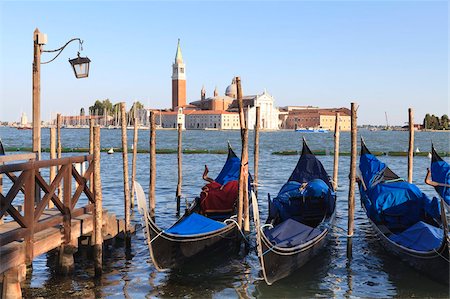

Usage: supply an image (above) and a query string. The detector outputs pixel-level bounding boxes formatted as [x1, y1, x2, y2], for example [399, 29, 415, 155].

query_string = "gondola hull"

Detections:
[146, 215, 240, 271]
[258, 220, 333, 285]
[360, 193, 450, 285]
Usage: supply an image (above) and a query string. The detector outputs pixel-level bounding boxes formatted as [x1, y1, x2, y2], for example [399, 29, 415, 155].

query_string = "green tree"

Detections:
[441, 114, 449, 130]
[89, 99, 114, 116]
[80, 108, 85, 116]
[129, 101, 145, 122]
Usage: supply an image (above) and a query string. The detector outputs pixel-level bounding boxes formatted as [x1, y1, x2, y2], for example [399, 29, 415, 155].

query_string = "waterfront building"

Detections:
[172, 39, 186, 110]
[280, 107, 351, 131]
[155, 109, 239, 130]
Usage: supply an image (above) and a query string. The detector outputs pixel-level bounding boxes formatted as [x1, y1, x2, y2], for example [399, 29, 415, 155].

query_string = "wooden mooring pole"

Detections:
[57, 113, 62, 201]
[149, 111, 156, 219]
[176, 123, 182, 216]
[120, 103, 131, 248]
[89, 119, 94, 194]
[254, 106, 260, 199]
[49, 127, 56, 209]
[93, 126, 103, 276]
[347, 103, 357, 259]
[408, 108, 414, 183]
[236, 77, 250, 233]
[333, 112, 340, 191]
[131, 117, 138, 210]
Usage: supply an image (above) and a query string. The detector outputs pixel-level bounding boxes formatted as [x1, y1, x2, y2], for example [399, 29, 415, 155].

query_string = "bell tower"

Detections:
[172, 39, 186, 110]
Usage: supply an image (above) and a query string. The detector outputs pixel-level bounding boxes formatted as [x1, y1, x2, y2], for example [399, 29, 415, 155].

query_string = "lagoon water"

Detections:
[1, 127, 449, 298]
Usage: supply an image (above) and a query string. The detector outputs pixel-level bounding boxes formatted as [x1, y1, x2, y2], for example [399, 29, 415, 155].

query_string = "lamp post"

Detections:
[32, 28, 90, 159]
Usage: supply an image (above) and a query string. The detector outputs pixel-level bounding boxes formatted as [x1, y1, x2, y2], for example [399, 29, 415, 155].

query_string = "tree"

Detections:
[129, 101, 145, 123]
[89, 99, 114, 116]
[80, 108, 85, 116]
[441, 114, 449, 130]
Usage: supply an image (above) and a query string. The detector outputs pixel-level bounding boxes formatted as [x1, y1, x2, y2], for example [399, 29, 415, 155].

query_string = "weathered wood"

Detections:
[93, 126, 103, 276]
[1, 263, 26, 299]
[176, 123, 182, 216]
[149, 111, 156, 218]
[57, 113, 62, 201]
[333, 112, 340, 190]
[32, 28, 41, 160]
[120, 103, 131, 248]
[131, 117, 138, 210]
[0, 155, 92, 174]
[236, 77, 249, 232]
[0, 153, 36, 164]
[49, 127, 56, 208]
[408, 108, 414, 183]
[347, 103, 357, 258]
[24, 169, 35, 265]
[89, 119, 94, 195]
[254, 106, 260, 198]
[63, 165, 72, 245]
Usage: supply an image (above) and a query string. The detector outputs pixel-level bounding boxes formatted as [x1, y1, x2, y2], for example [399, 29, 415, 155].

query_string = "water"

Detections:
[1, 127, 449, 298]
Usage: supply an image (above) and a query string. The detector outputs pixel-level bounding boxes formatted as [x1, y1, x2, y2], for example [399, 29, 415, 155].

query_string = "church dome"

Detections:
[225, 82, 237, 98]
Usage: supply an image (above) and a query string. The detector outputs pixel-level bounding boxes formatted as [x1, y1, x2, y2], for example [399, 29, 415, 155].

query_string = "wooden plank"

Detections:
[0, 155, 93, 174]
[0, 153, 36, 163]
[34, 165, 67, 221]
[0, 171, 27, 218]
[34, 167, 66, 214]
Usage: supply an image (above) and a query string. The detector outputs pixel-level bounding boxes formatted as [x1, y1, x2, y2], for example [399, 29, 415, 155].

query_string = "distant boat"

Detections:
[107, 148, 114, 154]
[17, 126, 32, 130]
[295, 128, 329, 133]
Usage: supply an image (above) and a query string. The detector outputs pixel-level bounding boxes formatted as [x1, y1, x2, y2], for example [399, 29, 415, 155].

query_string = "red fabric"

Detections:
[200, 180, 239, 213]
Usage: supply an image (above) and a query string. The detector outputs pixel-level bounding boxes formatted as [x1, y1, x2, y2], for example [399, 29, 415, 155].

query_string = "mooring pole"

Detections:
[347, 103, 357, 259]
[254, 106, 260, 199]
[32, 28, 42, 160]
[149, 111, 156, 219]
[176, 123, 182, 216]
[236, 77, 250, 233]
[130, 116, 138, 210]
[49, 127, 56, 208]
[408, 108, 414, 183]
[333, 112, 340, 191]
[120, 102, 131, 248]
[89, 119, 94, 194]
[57, 113, 62, 201]
[93, 125, 103, 276]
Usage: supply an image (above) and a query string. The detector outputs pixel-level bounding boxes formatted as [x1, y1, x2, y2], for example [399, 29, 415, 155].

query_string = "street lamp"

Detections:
[32, 28, 91, 159]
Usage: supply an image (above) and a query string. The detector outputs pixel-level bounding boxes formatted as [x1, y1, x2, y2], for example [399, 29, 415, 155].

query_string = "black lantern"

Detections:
[69, 52, 91, 78]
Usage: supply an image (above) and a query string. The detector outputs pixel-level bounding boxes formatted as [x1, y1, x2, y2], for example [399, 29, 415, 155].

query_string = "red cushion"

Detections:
[200, 180, 239, 213]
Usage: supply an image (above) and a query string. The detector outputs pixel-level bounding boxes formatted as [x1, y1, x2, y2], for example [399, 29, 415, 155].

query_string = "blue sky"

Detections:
[0, 0, 448, 125]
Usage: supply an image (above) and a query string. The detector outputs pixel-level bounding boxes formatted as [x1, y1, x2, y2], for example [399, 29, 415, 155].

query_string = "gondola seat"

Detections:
[264, 218, 321, 248]
[166, 213, 226, 235]
[388, 221, 443, 252]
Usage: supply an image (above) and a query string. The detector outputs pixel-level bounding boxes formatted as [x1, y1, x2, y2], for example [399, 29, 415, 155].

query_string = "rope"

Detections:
[149, 230, 164, 244]
[433, 248, 450, 263]
[224, 218, 250, 244]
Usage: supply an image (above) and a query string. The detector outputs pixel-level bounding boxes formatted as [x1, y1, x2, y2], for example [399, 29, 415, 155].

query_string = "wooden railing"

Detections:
[0, 155, 94, 263]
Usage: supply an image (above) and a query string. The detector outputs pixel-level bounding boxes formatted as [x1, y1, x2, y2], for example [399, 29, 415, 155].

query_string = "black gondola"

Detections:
[136, 145, 247, 271]
[430, 145, 450, 206]
[358, 140, 449, 285]
[252, 139, 336, 285]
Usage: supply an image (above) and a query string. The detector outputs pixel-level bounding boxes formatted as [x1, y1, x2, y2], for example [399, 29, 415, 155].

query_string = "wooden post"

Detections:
[176, 123, 182, 216]
[236, 77, 250, 233]
[149, 111, 156, 219]
[49, 127, 56, 208]
[130, 117, 138, 210]
[333, 112, 340, 191]
[93, 126, 103, 276]
[254, 106, 260, 198]
[24, 168, 35, 266]
[120, 102, 131, 248]
[89, 119, 94, 194]
[57, 113, 62, 201]
[408, 108, 414, 183]
[347, 103, 357, 259]
[1, 264, 26, 299]
[32, 28, 42, 160]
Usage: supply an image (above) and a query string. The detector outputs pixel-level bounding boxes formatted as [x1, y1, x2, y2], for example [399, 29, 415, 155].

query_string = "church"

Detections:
[158, 40, 280, 130]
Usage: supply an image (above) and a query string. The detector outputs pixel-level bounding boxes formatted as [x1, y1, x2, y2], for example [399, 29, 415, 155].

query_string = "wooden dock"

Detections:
[0, 153, 128, 298]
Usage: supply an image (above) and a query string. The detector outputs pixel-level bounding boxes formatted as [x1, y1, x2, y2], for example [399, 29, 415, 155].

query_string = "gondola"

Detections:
[430, 145, 450, 206]
[252, 138, 336, 285]
[357, 140, 449, 285]
[136, 145, 247, 271]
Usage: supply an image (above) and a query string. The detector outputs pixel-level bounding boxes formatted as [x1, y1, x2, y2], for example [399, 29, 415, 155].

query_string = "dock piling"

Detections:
[131, 117, 138, 210]
[254, 106, 260, 199]
[149, 111, 156, 219]
[347, 102, 357, 259]
[176, 123, 182, 216]
[49, 127, 56, 209]
[93, 126, 103, 276]
[408, 108, 414, 183]
[120, 102, 131, 248]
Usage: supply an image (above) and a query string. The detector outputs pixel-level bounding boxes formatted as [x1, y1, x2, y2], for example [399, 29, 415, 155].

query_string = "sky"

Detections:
[0, 0, 448, 125]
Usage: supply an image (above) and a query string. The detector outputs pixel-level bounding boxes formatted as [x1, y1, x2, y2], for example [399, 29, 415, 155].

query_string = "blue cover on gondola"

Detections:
[166, 213, 226, 235]
[431, 147, 450, 205]
[215, 155, 240, 186]
[265, 218, 321, 247]
[388, 221, 443, 252]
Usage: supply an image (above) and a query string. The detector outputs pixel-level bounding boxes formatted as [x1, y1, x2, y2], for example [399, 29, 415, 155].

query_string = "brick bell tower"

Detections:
[172, 39, 186, 110]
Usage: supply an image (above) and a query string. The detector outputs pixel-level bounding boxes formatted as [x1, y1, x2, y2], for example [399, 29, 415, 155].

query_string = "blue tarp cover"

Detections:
[166, 213, 226, 235]
[431, 159, 450, 205]
[264, 218, 321, 247]
[388, 221, 443, 252]
[215, 156, 240, 186]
